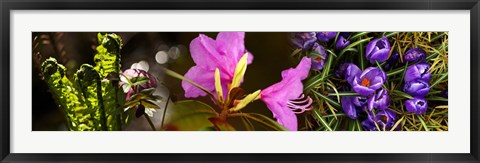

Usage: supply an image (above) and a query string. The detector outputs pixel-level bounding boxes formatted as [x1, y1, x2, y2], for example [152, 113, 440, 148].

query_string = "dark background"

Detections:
[32, 32, 300, 130]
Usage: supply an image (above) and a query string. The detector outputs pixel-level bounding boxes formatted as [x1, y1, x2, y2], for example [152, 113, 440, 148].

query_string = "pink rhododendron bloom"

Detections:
[260, 57, 312, 131]
[182, 32, 253, 99]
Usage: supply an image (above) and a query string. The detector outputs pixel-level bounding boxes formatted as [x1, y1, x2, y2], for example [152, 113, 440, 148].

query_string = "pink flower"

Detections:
[182, 32, 253, 99]
[260, 57, 312, 131]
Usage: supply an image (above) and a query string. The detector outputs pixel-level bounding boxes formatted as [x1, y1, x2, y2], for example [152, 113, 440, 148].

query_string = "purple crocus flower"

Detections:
[351, 67, 387, 96]
[290, 32, 317, 51]
[384, 51, 400, 70]
[310, 43, 327, 70]
[403, 79, 430, 97]
[338, 63, 361, 85]
[182, 32, 253, 99]
[341, 96, 359, 119]
[341, 96, 368, 119]
[367, 88, 390, 111]
[362, 109, 397, 131]
[404, 63, 431, 83]
[366, 36, 391, 64]
[316, 32, 337, 42]
[404, 48, 426, 62]
[121, 69, 157, 101]
[335, 35, 350, 50]
[405, 97, 428, 114]
[260, 57, 312, 131]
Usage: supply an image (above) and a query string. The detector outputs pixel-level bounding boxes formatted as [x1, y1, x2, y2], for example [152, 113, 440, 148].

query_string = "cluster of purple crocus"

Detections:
[402, 48, 431, 115]
[339, 63, 397, 131]
[290, 32, 350, 71]
[334, 36, 400, 131]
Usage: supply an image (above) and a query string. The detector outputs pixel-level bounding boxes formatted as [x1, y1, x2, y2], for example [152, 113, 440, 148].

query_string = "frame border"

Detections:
[1, 0, 479, 162]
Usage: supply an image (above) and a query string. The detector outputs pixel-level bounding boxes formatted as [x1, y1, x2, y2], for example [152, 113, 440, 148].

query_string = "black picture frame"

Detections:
[1, 0, 479, 162]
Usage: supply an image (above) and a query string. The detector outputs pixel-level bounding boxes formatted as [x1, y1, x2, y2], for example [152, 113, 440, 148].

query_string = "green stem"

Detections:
[144, 114, 156, 131]
[98, 81, 108, 131]
[160, 93, 171, 130]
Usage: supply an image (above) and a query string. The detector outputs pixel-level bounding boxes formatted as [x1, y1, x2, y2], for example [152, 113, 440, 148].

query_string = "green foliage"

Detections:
[41, 33, 124, 131]
[42, 58, 98, 131]
[163, 100, 218, 131]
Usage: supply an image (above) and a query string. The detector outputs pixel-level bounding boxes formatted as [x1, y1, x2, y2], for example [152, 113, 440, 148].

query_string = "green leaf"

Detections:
[327, 92, 359, 97]
[141, 100, 160, 109]
[311, 90, 341, 108]
[417, 115, 429, 131]
[130, 76, 150, 86]
[41, 58, 96, 131]
[228, 113, 287, 131]
[392, 90, 413, 99]
[350, 32, 369, 40]
[430, 73, 448, 88]
[74, 64, 106, 130]
[94, 33, 123, 131]
[385, 32, 397, 38]
[337, 37, 373, 60]
[321, 51, 335, 80]
[163, 100, 218, 131]
[94, 33, 122, 78]
[209, 117, 236, 131]
[303, 74, 331, 92]
[426, 96, 448, 102]
[312, 109, 332, 131]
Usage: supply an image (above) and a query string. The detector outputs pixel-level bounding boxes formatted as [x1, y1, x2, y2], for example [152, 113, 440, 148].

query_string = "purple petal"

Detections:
[263, 100, 298, 130]
[352, 96, 368, 108]
[216, 32, 253, 65]
[365, 38, 379, 58]
[310, 43, 327, 70]
[281, 57, 311, 81]
[403, 80, 430, 97]
[405, 97, 428, 114]
[260, 57, 311, 131]
[404, 63, 431, 82]
[189, 34, 227, 71]
[404, 48, 426, 62]
[335, 36, 350, 50]
[367, 89, 390, 110]
[290, 32, 317, 50]
[341, 96, 359, 119]
[316, 32, 336, 42]
[182, 66, 216, 98]
[368, 49, 390, 63]
[352, 77, 376, 96]
[344, 63, 361, 85]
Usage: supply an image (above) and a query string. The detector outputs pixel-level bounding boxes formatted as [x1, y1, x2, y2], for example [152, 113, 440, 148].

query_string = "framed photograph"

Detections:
[1, 0, 479, 162]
